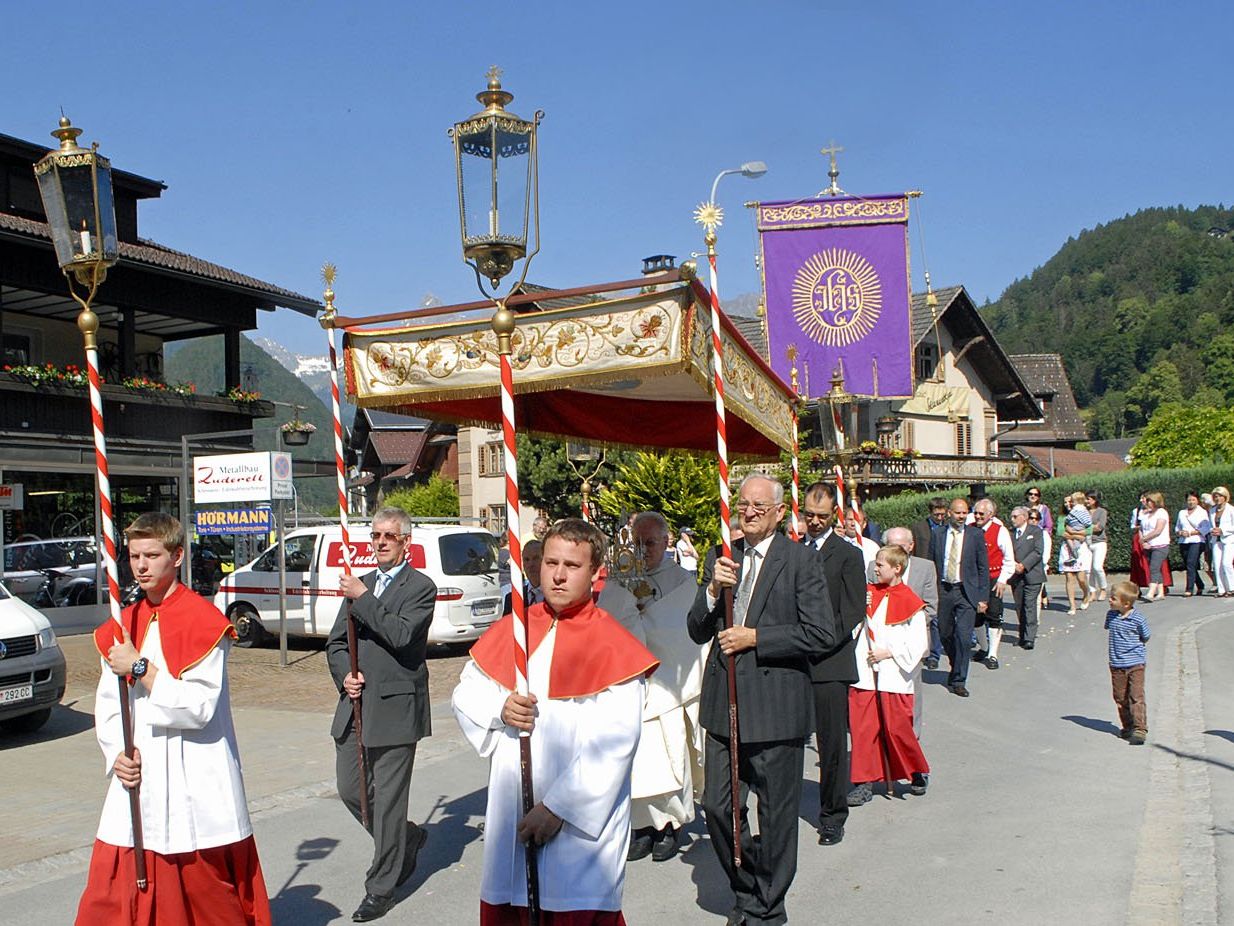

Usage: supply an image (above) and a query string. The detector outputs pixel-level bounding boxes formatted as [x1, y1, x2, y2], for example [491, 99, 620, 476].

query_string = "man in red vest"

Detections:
[971, 499, 1016, 670]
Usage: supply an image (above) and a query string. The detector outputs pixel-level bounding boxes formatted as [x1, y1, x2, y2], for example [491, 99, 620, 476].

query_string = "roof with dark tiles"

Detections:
[0, 211, 320, 314]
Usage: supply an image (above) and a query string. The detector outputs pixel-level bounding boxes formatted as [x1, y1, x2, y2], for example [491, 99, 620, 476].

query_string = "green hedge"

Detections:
[861, 464, 1234, 573]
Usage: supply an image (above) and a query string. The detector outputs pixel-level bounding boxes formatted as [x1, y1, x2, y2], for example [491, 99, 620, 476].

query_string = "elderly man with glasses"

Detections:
[689, 474, 836, 925]
[328, 506, 438, 922]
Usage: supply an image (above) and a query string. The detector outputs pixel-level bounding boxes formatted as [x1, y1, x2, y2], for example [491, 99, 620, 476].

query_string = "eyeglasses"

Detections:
[370, 531, 405, 543]
[1026, 491, 1040, 497]
[737, 500, 778, 515]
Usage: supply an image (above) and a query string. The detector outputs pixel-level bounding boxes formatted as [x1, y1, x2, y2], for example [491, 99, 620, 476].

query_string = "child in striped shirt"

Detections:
[1104, 580, 1151, 745]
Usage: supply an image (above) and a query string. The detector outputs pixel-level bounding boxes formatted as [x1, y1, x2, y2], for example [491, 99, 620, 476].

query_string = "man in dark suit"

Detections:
[1007, 505, 1046, 649]
[929, 497, 989, 698]
[689, 474, 835, 926]
[911, 497, 949, 666]
[329, 507, 438, 922]
[800, 481, 865, 846]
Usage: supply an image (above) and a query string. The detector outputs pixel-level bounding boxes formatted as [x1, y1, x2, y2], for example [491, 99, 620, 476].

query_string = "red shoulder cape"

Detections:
[470, 598, 659, 699]
[867, 581, 925, 625]
[93, 583, 237, 679]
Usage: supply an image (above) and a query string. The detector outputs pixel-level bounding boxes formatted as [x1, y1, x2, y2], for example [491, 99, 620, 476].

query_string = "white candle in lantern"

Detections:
[80, 221, 93, 255]
[489, 208, 498, 237]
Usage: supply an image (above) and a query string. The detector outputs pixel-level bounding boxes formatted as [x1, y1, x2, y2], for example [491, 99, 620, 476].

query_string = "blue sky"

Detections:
[5, 1, 1230, 355]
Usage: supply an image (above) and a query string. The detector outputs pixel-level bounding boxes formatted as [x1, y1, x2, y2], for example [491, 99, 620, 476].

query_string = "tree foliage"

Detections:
[1128, 403, 1234, 468]
[982, 205, 1234, 438]
[594, 452, 721, 548]
[382, 475, 460, 519]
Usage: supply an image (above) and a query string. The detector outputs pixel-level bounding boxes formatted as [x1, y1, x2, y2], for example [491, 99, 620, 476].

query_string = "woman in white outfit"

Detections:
[1209, 486, 1234, 597]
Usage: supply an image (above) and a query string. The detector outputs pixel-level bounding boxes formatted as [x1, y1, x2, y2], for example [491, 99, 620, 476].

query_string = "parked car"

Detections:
[0, 581, 67, 733]
[3, 537, 98, 606]
[214, 523, 508, 647]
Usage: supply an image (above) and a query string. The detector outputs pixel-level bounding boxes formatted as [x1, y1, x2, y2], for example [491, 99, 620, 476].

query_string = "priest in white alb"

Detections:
[618, 511, 708, 863]
[453, 519, 659, 926]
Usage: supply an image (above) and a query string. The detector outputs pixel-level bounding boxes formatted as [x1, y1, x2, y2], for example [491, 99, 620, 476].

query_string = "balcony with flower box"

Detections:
[0, 365, 274, 449]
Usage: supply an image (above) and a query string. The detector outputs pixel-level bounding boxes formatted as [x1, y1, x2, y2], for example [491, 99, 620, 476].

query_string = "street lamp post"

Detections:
[33, 116, 146, 890]
[450, 66, 544, 923]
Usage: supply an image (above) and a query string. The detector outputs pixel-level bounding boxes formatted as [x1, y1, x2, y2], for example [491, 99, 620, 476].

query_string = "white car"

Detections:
[214, 523, 508, 647]
[0, 582, 67, 734]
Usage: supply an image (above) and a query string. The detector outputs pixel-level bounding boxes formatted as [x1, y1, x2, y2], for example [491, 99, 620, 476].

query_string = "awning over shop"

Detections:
[341, 283, 795, 460]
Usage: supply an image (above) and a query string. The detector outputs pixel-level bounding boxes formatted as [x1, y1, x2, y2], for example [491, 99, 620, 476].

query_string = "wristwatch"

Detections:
[130, 657, 149, 679]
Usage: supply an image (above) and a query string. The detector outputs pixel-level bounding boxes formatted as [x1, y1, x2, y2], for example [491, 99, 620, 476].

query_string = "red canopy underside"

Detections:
[377, 390, 781, 459]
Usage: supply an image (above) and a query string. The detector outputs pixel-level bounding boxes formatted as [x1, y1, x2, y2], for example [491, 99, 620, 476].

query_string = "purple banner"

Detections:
[758, 195, 913, 399]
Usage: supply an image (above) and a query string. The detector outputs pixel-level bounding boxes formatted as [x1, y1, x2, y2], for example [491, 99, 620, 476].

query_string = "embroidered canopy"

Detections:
[341, 280, 795, 459]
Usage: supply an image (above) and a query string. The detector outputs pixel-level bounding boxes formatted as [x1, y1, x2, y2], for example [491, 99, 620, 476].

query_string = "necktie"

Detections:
[946, 529, 961, 583]
[375, 571, 391, 598]
[734, 549, 760, 627]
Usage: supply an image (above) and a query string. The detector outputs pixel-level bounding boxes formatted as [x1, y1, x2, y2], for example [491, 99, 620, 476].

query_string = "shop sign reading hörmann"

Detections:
[193, 452, 293, 503]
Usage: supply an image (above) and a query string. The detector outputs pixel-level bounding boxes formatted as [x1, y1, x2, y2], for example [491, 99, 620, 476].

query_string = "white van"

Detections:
[214, 523, 507, 647]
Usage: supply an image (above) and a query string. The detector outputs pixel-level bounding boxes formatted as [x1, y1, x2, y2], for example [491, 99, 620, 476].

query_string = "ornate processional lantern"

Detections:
[34, 117, 120, 294]
[449, 66, 544, 293]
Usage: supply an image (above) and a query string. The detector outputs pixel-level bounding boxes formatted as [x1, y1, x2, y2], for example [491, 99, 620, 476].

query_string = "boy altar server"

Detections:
[75, 512, 270, 925]
[453, 519, 659, 925]
[847, 545, 931, 805]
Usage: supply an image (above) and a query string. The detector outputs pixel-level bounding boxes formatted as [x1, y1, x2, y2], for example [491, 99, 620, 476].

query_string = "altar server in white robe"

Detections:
[453, 519, 658, 926]
[619, 511, 707, 863]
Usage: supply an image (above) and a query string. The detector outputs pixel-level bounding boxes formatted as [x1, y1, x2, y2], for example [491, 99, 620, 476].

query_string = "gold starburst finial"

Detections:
[486, 64, 503, 86]
[319, 262, 338, 329]
[694, 201, 724, 233]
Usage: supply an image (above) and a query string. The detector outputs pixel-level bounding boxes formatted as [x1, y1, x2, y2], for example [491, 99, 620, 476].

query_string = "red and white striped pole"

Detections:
[787, 347, 802, 540]
[80, 303, 148, 890]
[702, 228, 744, 869]
[320, 266, 370, 828]
[492, 302, 541, 922]
[789, 410, 802, 541]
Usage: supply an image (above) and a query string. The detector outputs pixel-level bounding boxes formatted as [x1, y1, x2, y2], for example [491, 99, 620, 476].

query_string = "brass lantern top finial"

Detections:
[476, 66, 514, 113]
[51, 116, 86, 154]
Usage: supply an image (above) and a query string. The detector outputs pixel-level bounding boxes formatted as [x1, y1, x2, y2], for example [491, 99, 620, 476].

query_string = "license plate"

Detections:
[0, 685, 32, 704]
[471, 600, 498, 617]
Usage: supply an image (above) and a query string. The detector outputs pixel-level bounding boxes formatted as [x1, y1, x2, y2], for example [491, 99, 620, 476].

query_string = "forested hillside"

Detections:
[983, 205, 1234, 439]
[166, 335, 338, 512]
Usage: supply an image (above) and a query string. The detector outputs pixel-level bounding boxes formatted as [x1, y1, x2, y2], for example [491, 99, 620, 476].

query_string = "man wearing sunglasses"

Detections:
[328, 506, 438, 922]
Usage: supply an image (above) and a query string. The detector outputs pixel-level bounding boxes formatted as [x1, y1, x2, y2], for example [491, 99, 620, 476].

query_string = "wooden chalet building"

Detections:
[0, 128, 320, 546]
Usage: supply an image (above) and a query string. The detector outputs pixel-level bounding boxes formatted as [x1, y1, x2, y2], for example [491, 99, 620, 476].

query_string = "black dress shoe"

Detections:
[627, 827, 654, 861]
[1021, 641, 1034, 650]
[924, 656, 940, 670]
[818, 823, 844, 845]
[352, 892, 394, 922]
[951, 684, 970, 698]
[910, 773, 928, 795]
[984, 656, 999, 670]
[650, 824, 680, 861]
[973, 649, 989, 663]
[396, 822, 428, 888]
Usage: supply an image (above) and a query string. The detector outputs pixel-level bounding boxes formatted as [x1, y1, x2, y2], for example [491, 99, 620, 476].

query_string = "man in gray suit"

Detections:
[689, 474, 836, 926]
[1007, 505, 1045, 650]
[329, 506, 438, 922]
[884, 527, 939, 748]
